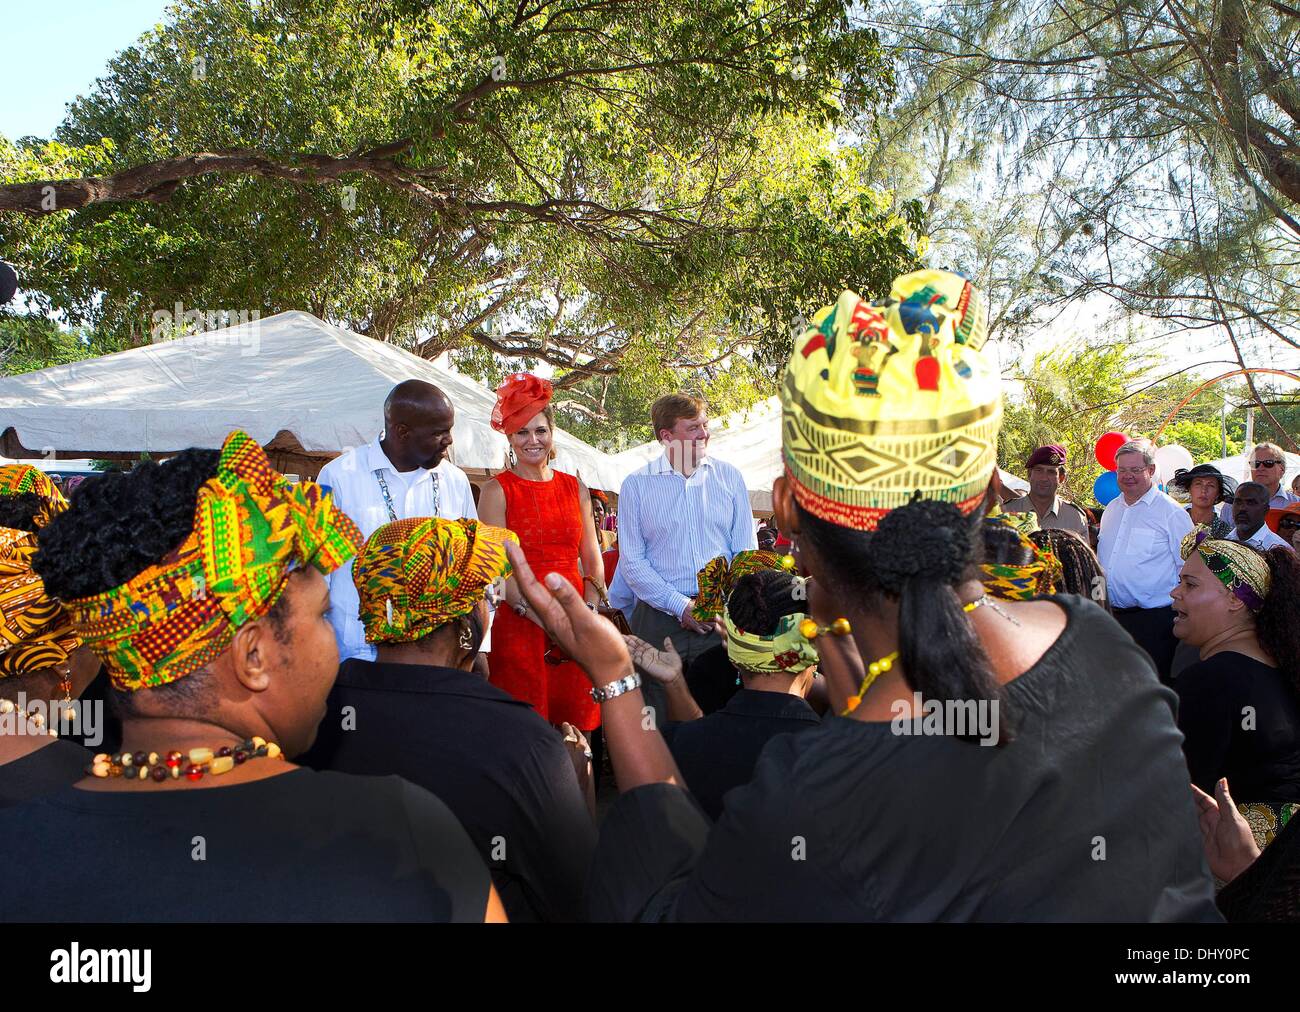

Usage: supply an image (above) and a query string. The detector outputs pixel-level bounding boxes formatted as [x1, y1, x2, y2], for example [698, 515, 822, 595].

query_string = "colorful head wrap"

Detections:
[0, 526, 81, 678]
[0, 464, 68, 528]
[491, 372, 554, 435]
[692, 549, 783, 622]
[980, 513, 1062, 601]
[355, 517, 518, 643]
[64, 431, 363, 691]
[781, 270, 1000, 531]
[1180, 529, 1271, 612]
[723, 610, 820, 675]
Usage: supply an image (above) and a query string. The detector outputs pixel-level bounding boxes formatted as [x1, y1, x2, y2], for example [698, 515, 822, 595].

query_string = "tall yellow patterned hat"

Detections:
[781, 269, 1001, 530]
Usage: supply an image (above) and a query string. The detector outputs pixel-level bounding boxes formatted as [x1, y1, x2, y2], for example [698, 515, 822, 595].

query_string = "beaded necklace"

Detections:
[88, 737, 283, 783]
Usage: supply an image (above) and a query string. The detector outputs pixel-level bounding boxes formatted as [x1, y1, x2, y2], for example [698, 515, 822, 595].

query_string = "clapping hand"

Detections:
[1190, 778, 1260, 883]
[506, 542, 632, 687]
[624, 635, 684, 685]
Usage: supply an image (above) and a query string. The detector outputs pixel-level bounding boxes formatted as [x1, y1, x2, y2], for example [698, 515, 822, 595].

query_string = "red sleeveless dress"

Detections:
[489, 470, 601, 731]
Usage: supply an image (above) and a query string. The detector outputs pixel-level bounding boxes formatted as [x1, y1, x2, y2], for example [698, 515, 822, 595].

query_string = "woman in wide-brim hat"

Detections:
[1171, 464, 1237, 539]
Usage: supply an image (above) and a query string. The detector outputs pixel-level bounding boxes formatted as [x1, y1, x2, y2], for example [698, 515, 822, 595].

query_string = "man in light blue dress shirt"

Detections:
[610, 394, 757, 712]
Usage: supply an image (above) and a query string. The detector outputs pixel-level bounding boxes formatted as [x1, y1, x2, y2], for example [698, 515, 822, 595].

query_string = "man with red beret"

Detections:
[1003, 444, 1089, 538]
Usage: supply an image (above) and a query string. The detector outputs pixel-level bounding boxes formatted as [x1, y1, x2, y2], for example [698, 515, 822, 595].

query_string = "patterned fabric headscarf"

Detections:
[355, 517, 518, 643]
[723, 608, 820, 675]
[0, 464, 68, 529]
[692, 549, 783, 622]
[1180, 529, 1271, 612]
[781, 270, 1000, 531]
[980, 513, 1062, 601]
[64, 431, 363, 692]
[0, 526, 81, 678]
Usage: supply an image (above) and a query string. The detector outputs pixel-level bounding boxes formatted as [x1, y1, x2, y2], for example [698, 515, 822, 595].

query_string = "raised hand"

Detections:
[506, 541, 632, 688]
[1190, 778, 1260, 883]
[624, 634, 684, 685]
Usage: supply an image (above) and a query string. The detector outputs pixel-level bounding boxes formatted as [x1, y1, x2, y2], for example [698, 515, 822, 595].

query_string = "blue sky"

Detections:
[0, 0, 171, 140]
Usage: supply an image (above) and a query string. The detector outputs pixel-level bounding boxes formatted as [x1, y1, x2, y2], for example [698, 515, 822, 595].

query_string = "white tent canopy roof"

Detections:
[609, 396, 1028, 508]
[0, 310, 624, 489]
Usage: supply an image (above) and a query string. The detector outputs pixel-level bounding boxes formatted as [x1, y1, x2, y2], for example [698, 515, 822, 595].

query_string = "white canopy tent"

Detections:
[1200, 450, 1300, 486]
[610, 397, 1029, 511]
[0, 311, 624, 489]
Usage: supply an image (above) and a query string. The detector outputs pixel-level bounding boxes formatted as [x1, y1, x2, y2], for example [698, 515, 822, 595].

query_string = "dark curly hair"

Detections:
[798, 495, 1010, 744]
[1257, 547, 1300, 689]
[33, 448, 290, 716]
[0, 492, 46, 533]
[726, 569, 804, 638]
[982, 517, 1036, 568]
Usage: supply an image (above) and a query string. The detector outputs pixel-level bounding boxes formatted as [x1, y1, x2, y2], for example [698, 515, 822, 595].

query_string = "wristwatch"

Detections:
[589, 671, 642, 703]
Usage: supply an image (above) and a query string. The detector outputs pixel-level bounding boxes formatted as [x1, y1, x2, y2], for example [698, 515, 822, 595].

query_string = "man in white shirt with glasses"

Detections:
[1219, 442, 1299, 523]
[1097, 438, 1194, 683]
[318, 380, 480, 662]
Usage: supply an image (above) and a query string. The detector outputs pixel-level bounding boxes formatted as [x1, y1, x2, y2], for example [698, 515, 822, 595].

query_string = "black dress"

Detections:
[0, 739, 91, 808]
[662, 689, 820, 820]
[0, 769, 490, 921]
[299, 658, 595, 922]
[1175, 652, 1300, 801]
[588, 595, 1220, 922]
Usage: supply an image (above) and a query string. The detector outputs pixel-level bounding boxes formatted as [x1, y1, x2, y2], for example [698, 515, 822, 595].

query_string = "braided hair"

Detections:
[1257, 547, 1300, 692]
[726, 569, 804, 636]
[1029, 528, 1109, 612]
[798, 497, 1010, 743]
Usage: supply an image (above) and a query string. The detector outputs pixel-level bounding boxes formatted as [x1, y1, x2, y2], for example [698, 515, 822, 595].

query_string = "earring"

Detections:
[458, 621, 474, 652]
[780, 536, 798, 572]
[58, 666, 75, 723]
[798, 617, 852, 639]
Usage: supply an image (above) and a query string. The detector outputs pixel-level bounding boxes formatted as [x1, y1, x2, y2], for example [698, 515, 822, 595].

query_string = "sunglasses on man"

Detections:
[1252, 459, 1284, 469]
[1280, 517, 1300, 532]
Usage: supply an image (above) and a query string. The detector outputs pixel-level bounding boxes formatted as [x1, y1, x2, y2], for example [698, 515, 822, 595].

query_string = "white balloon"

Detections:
[1154, 444, 1195, 484]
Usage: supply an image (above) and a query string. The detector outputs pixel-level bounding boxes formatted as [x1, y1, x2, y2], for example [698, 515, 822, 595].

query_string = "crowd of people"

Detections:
[1, 268, 1299, 921]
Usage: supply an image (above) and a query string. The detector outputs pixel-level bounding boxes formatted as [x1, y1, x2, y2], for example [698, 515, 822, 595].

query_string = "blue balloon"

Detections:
[1093, 470, 1121, 505]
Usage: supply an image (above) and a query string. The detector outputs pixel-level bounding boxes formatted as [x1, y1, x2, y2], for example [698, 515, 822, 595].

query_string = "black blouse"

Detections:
[662, 689, 820, 820]
[0, 739, 91, 809]
[589, 595, 1220, 922]
[1175, 652, 1300, 802]
[0, 769, 490, 922]
[299, 658, 595, 922]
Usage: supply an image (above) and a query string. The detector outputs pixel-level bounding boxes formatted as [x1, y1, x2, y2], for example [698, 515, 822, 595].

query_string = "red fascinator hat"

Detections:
[491, 372, 554, 434]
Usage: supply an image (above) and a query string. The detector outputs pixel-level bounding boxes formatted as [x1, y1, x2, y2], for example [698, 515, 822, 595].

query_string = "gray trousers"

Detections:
[630, 601, 721, 730]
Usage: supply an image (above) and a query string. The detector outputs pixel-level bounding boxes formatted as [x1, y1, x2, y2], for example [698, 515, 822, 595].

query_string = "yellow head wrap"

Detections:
[781, 270, 1000, 530]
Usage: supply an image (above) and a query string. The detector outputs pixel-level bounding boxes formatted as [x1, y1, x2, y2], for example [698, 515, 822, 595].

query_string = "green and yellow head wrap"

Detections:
[355, 517, 518, 643]
[692, 549, 784, 622]
[64, 431, 363, 691]
[1180, 529, 1271, 612]
[781, 270, 1001, 531]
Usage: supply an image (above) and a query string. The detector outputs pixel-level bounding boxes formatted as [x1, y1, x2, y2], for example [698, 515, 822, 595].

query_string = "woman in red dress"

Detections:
[478, 373, 606, 733]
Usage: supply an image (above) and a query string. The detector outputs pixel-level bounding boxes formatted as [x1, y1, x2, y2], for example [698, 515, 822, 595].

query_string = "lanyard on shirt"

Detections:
[373, 468, 439, 522]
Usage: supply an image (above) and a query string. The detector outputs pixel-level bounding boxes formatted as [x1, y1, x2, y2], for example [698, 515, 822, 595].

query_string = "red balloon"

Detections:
[1095, 431, 1129, 471]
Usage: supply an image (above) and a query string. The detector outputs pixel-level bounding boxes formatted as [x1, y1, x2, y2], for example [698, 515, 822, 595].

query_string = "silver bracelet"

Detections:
[589, 671, 642, 703]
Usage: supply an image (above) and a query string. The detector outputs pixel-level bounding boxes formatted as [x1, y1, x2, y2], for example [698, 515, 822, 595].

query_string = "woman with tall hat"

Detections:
[478, 373, 607, 737]
[508, 270, 1219, 922]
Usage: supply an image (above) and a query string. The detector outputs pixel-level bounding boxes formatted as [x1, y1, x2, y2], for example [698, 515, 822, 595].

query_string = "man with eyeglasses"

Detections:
[1097, 439, 1194, 683]
[1219, 442, 1299, 524]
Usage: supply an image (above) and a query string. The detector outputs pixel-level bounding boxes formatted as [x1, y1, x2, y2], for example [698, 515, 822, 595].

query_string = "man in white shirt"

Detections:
[317, 380, 479, 662]
[1226, 481, 1295, 552]
[1219, 442, 1300, 523]
[610, 394, 756, 719]
[1097, 439, 1194, 682]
